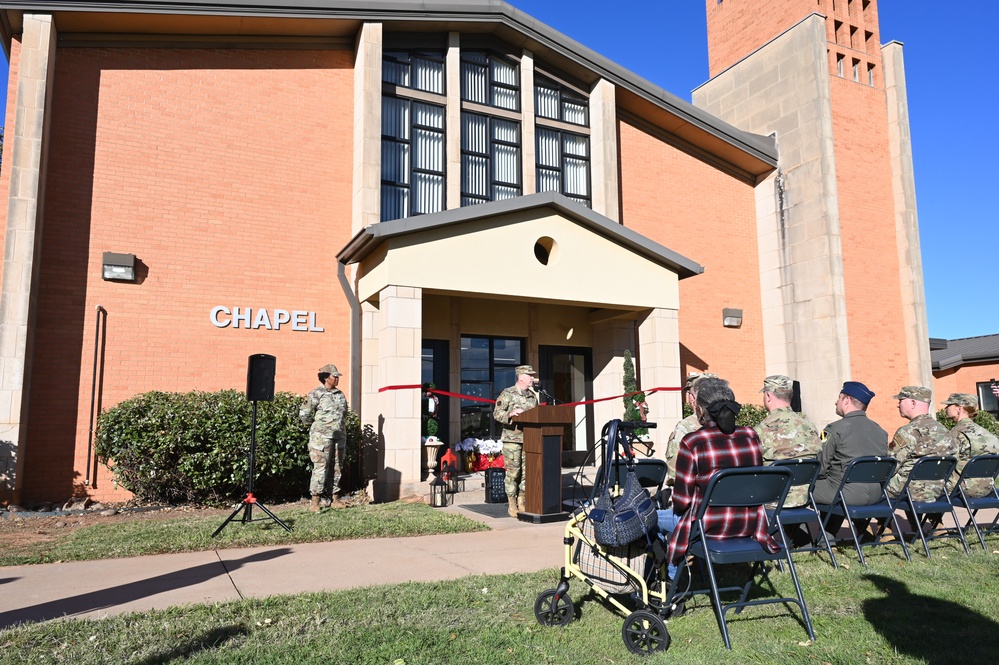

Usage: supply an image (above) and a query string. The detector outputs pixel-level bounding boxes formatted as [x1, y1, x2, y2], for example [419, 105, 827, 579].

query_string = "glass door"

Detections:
[539, 345, 594, 454]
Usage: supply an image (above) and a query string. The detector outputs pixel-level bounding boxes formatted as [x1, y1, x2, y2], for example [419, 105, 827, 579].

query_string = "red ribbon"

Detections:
[378, 384, 680, 406]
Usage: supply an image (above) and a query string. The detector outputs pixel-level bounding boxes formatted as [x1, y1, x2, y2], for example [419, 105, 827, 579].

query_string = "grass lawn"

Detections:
[0, 502, 488, 567]
[2, 536, 998, 664]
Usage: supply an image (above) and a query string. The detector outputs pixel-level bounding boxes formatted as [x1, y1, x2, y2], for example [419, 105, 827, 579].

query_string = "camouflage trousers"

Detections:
[503, 442, 525, 497]
[309, 432, 345, 497]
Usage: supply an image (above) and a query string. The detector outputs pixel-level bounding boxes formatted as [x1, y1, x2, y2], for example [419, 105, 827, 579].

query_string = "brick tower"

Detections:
[694, 0, 931, 427]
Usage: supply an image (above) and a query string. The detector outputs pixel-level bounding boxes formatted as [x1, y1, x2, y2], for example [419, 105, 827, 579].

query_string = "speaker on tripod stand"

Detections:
[213, 354, 292, 537]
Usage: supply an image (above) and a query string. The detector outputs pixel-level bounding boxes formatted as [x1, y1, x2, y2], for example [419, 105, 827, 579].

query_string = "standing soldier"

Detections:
[886, 386, 953, 502]
[664, 372, 717, 485]
[755, 375, 822, 507]
[941, 393, 999, 497]
[493, 365, 539, 518]
[299, 364, 348, 512]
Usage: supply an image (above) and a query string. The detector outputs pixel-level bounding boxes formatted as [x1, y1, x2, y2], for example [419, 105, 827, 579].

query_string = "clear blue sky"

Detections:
[0, 1, 994, 340]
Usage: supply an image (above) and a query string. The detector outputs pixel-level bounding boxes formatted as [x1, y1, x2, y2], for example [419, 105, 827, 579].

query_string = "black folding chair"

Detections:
[949, 454, 999, 551]
[665, 466, 815, 650]
[768, 458, 838, 569]
[892, 455, 969, 558]
[814, 456, 911, 567]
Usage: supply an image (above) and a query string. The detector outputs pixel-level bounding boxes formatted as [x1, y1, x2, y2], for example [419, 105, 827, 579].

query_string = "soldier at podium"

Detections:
[493, 365, 540, 517]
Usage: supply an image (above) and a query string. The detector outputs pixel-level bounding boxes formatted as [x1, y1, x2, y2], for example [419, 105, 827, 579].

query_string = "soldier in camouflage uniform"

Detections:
[493, 365, 539, 518]
[942, 393, 999, 498]
[886, 386, 953, 502]
[299, 363, 348, 512]
[755, 375, 822, 507]
[664, 372, 717, 485]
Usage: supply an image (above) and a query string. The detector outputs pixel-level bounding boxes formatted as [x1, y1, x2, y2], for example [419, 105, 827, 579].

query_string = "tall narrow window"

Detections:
[535, 75, 588, 126]
[461, 51, 520, 110]
[534, 74, 590, 206]
[461, 112, 521, 206]
[381, 50, 447, 222]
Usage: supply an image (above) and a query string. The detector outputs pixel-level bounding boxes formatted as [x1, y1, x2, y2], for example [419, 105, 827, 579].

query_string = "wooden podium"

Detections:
[512, 404, 574, 523]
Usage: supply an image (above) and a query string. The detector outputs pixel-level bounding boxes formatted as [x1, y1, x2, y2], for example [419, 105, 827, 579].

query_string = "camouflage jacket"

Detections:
[665, 414, 701, 484]
[493, 385, 539, 444]
[754, 407, 822, 506]
[887, 414, 952, 501]
[946, 418, 999, 497]
[299, 385, 347, 438]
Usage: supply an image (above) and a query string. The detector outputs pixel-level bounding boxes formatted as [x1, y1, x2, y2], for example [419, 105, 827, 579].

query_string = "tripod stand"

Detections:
[212, 401, 292, 538]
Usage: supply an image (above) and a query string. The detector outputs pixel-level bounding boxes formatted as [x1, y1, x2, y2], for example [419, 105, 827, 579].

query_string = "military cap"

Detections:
[941, 392, 978, 408]
[319, 364, 341, 377]
[759, 375, 793, 393]
[841, 380, 875, 405]
[515, 364, 538, 376]
[892, 386, 932, 403]
[684, 372, 718, 389]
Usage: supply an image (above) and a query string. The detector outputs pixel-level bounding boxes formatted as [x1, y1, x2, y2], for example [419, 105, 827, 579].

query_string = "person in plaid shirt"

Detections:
[658, 377, 780, 580]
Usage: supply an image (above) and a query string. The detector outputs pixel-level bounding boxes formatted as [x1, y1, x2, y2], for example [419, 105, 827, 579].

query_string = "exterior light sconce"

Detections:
[102, 252, 136, 282]
[722, 308, 743, 328]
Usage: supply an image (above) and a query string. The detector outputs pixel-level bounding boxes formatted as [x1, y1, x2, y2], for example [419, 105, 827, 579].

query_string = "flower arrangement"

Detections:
[455, 438, 503, 454]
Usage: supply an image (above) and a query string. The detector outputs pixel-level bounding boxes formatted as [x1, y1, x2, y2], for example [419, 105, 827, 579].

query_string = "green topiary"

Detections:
[95, 389, 364, 506]
[621, 350, 647, 435]
[935, 408, 999, 436]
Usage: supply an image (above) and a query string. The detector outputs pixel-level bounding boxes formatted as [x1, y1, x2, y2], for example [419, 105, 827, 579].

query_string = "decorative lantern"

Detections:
[443, 463, 460, 494]
[429, 477, 449, 508]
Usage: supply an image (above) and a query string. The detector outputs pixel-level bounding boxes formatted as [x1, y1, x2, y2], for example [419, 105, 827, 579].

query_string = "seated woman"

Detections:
[657, 377, 780, 580]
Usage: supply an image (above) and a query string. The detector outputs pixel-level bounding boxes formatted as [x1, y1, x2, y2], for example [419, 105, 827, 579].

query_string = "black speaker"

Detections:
[246, 354, 276, 402]
[791, 380, 802, 413]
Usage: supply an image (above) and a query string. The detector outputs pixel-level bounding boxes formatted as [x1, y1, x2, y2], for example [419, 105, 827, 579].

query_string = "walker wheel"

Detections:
[622, 610, 670, 655]
[534, 588, 573, 627]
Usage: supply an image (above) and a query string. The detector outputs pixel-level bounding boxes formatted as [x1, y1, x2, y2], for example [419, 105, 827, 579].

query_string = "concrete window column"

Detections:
[637, 308, 682, 447]
[352, 22, 382, 233]
[371, 285, 423, 502]
[445, 32, 462, 210]
[589, 78, 619, 221]
[520, 49, 536, 195]
[0, 14, 58, 503]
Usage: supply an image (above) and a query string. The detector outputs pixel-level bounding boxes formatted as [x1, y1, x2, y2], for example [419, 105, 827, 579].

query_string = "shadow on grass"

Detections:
[133, 624, 250, 664]
[863, 574, 999, 662]
[0, 548, 291, 629]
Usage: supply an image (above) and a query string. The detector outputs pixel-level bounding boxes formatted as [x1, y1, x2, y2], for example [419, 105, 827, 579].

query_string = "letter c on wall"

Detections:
[210, 306, 231, 328]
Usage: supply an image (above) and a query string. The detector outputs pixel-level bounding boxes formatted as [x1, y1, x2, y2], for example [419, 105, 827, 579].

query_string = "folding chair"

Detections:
[949, 454, 999, 551]
[814, 456, 911, 568]
[665, 466, 815, 650]
[594, 458, 669, 496]
[892, 455, 969, 558]
[768, 458, 838, 569]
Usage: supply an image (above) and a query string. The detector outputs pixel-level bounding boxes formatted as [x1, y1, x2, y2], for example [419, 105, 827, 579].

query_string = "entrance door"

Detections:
[538, 345, 594, 455]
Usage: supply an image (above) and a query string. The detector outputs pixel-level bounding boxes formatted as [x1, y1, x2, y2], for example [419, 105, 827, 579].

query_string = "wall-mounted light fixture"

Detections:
[102, 252, 136, 282]
[722, 307, 743, 328]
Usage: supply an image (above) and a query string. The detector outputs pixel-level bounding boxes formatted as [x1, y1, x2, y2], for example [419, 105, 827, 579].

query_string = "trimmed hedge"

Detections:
[95, 390, 364, 506]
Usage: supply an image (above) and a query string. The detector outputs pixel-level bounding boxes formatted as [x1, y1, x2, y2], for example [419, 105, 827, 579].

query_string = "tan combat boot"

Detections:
[310, 495, 321, 512]
[517, 495, 526, 513]
[508, 496, 519, 518]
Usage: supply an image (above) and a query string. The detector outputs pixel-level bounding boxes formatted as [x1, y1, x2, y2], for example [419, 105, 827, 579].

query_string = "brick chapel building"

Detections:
[0, 0, 930, 504]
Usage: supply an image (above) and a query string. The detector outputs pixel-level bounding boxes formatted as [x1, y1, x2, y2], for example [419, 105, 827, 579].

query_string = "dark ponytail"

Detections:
[708, 399, 741, 434]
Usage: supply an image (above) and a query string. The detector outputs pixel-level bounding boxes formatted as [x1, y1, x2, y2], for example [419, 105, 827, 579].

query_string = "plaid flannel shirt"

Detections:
[667, 424, 780, 563]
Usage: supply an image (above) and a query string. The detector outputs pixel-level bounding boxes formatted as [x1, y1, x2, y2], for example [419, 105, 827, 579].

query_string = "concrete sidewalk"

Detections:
[0, 469, 597, 629]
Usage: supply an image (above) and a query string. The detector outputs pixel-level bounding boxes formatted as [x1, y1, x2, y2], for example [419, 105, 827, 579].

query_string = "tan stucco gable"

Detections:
[338, 193, 702, 310]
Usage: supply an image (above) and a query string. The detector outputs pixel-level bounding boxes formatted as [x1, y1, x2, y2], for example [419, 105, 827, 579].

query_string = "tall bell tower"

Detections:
[694, 0, 931, 427]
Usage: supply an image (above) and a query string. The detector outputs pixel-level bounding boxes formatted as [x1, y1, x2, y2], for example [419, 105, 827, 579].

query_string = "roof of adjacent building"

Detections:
[930, 334, 999, 372]
[338, 191, 704, 280]
[0, 0, 778, 180]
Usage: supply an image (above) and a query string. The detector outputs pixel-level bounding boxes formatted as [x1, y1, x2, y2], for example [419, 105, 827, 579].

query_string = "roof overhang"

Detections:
[338, 192, 702, 309]
[0, 0, 777, 180]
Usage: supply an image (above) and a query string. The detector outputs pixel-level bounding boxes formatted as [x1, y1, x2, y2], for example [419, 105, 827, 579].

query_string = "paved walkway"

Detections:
[0, 469, 598, 629]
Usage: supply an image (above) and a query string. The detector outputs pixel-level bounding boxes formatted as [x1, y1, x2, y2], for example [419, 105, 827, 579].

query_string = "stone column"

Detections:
[372, 286, 422, 501]
[883, 42, 933, 390]
[0, 15, 57, 503]
[589, 79, 619, 221]
[520, 50, 536, 195]
[590, 318, 637, 440]
[352, 22, 382, 233]
[637, 308, 682, 450]
[446, 32, 462, 210]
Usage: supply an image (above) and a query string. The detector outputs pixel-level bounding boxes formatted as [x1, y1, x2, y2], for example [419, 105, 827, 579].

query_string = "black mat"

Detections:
[459, 503, 513, 519]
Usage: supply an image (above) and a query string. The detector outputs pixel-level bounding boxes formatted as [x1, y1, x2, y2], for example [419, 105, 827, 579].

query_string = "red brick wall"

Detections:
[618, 118, 765, 404]
[706, 0, 816, 77]
[830, 75, 909, 431]
[934, 363, 999, 408]
[21, 47, 354, 503]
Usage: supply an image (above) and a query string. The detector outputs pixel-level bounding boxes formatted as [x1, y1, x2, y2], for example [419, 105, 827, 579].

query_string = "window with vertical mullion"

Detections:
[381, 96, 445, 221]
[535, 74, 588, 126]
[461, 111, 522, 206]
[461, 50, 520, 111]
[535, 126, 590, 207]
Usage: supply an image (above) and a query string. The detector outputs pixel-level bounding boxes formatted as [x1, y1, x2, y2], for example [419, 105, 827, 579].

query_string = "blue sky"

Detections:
[0, 1, 995, 340]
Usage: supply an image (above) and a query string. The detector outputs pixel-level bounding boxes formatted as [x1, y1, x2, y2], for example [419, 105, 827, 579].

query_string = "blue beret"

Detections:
[841, 381, 875, 405]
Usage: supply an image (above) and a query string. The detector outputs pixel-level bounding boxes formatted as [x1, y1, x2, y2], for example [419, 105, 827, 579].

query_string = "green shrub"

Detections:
[95, 390, 364, 506]
[935, 408, 999, 436]
[736, 403, 768, 429]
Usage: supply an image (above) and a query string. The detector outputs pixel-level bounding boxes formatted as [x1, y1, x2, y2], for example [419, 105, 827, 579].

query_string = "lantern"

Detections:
[429, 477, 449, 508]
